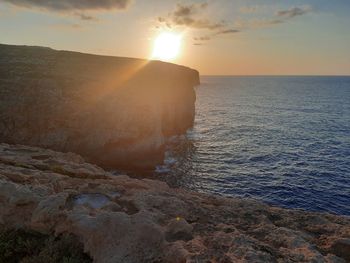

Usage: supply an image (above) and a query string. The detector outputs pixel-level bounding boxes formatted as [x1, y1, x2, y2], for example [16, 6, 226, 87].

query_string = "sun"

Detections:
[152, 32, 182, 61]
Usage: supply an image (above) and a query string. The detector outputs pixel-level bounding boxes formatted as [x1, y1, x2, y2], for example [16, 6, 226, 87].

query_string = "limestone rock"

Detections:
[331, 239, 350, 261]
[0, 44, 199, 169]
[165, 218, 193, 242]
[0, 143, 349, 263]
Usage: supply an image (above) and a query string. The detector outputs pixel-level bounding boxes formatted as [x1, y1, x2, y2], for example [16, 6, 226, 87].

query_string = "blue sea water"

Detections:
[157, 76, 350, 216]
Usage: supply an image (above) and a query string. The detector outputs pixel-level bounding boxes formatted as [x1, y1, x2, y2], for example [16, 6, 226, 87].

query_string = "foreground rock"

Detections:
[0, 144, 349, 263]
[0, 44, 199, 170]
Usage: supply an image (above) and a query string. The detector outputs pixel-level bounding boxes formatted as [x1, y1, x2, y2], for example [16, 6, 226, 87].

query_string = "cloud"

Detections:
[235, 18, 283, 29]
[0, 0, 132, 11]
[277, 6, 312, 18]
[158, 3, 225, 30]
[218, 29, 240, 34]
[176, 18, 224, 30]
[193, 28, 239, 43]
[194, 36, 211, 41]
[173, 2, 207, 17]
[158, 3, 311, 47]
[75, 13, 99, 21]
[235, 5, 311, 30]
[1, 0, 131, 21]
[158, 2, 240, 45]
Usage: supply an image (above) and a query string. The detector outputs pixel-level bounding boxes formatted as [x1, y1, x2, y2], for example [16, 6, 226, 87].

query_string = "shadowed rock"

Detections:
[331, 239, 350, 261]
[165, 218, 194, 242]
[0, 44, 199, 170]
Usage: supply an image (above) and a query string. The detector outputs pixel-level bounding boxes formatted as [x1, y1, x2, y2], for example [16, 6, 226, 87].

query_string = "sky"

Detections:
[0, 0, 349, 75]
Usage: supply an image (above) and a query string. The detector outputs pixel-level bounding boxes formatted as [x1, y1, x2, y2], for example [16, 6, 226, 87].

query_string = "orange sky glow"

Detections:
[0, 0, 349, 75]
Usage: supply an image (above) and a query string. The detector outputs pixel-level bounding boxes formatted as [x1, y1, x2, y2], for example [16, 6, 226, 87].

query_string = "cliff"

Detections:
[0, 143, 349, 262]
[0, 44, 199, 170]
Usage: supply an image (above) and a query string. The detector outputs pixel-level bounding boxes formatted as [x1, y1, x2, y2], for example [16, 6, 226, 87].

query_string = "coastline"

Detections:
[0, 44, 199, 170]
[1, 44, 349, 262]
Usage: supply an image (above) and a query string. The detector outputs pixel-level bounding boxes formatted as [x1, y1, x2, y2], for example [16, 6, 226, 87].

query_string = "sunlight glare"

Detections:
[152, 32, 182, 61]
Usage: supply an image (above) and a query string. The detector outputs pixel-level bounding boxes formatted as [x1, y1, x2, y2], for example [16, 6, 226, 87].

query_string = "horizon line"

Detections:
[200, 75, 350, 77]
[2, 43, 349, 77]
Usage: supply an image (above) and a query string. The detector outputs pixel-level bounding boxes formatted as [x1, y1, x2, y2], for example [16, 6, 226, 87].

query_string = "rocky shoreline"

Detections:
[1, 44, 349, 263]
[0, 143, 349, 262]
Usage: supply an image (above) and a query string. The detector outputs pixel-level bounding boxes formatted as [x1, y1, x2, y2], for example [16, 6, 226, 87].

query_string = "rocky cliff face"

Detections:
[0, 143, 349, 263]
[0, 44, 199, 170]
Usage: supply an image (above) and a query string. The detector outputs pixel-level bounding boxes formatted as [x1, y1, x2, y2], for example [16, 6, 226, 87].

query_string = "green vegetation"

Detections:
[0, 228, 92, 263]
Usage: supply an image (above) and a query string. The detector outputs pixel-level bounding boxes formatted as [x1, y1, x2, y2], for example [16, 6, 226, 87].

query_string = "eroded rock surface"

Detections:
[0, 143, 349, 263]
[0, 44, 199, 169]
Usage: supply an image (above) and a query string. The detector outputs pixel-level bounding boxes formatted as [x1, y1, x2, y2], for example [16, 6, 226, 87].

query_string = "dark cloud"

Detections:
[159, 3, 225, 30]
[158, 17, 166, 23]
[218, 29, 240, 34]
[235, 6, 311, 29]
[158, 3, 311, 47]
[193, 28, 239, 43]
[173, 2, 208, 17]
[268, 19, 283, 25]
[158, 2, 240, 45]
[1, 0, 131, 11]
[173, 17, 225, 30]
[76, 13, 98, 21]
[277, 6, 311, 18]
[193, 36, 211, 41]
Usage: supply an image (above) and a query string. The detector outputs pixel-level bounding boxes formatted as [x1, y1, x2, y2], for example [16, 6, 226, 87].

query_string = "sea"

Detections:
[156, 76, 350, 216]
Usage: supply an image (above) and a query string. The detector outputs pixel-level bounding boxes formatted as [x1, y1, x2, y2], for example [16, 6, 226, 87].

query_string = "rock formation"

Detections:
[0, 143, 349, 263]
[0, 44, 199, 170]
